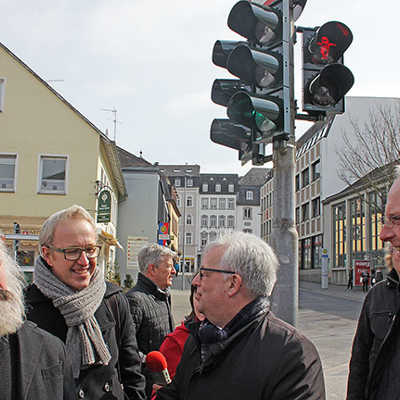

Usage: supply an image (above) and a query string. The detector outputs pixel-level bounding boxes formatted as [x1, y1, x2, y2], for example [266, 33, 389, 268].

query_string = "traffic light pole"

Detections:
[270, 0, 298, 326]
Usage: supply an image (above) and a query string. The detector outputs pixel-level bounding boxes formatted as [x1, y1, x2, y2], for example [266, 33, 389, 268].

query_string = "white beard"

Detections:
[0, 289, 24, 336]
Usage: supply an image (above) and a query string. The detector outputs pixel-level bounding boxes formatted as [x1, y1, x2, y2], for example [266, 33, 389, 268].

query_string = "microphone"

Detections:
[145, 351, 172, 385]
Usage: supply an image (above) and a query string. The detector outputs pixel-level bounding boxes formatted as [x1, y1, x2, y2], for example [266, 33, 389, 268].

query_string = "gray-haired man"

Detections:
[0, 235, 74, 400]
[156, 232, 325, 400]
[126, 243, 176, 398]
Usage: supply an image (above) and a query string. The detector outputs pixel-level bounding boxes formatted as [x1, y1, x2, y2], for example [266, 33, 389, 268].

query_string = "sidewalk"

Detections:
[300, 280, 366, 303]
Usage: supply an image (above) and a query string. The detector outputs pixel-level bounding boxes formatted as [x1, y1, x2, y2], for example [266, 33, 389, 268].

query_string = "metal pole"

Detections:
[181, 176, 186, 290]
[270, 0, 298, 326]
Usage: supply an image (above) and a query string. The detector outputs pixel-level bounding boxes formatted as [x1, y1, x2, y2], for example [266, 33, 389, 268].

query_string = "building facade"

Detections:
[0, 42, 126, 282]
[261, 96, 400, 283]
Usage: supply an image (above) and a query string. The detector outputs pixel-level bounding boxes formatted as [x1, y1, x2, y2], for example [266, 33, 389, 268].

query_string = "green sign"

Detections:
[97, 189, 112, 223]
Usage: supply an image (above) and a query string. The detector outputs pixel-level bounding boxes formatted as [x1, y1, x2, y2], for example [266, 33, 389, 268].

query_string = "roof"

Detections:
[0, 41, 127, 200]
[239, 168, 271, 186]
[324, 162, 397, 205]
[117, 146, 153, 168]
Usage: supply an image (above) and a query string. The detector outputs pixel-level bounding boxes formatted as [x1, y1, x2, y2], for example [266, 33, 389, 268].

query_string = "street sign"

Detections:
[5, 233, 39, 241]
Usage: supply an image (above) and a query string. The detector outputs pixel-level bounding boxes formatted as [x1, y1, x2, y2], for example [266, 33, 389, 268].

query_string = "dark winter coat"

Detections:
[25, 281, 146, 400]
[155, 308, 326, 400]
[126, 273, 174, 356]
[1, 320, 74, 400]
[347, 268, 400, 399]
[126, 273, 174, 398]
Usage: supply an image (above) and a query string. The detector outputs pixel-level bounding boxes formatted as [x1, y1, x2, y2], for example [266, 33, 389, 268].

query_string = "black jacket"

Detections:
[25, 281, 146, 400]
[347, 269, 400, 399]
[126, 273, 174, 355]
[126, 273, 174, 398]
[2, 321, 74, 400]
[156, 308, 325, 400]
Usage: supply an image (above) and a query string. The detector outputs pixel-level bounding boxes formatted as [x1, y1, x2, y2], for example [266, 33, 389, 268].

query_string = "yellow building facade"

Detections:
[0, 42, 126, 281]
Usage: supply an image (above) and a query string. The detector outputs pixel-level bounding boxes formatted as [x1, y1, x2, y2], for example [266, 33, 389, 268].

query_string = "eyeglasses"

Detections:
[46, 245, 101, 261]
[199, 266, 236, 279]
[383, 215, 400, 228]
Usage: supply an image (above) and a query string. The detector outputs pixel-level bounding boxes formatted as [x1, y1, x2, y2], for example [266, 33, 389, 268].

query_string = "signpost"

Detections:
[97, 189, 112, 223]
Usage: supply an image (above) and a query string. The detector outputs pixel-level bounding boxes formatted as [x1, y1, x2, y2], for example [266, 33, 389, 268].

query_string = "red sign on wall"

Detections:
[354, 260, 370, 286]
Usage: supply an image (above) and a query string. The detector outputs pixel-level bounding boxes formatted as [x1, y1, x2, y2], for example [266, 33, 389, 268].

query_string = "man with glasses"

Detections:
[156, 231, 325, 400]
[347, 167, 400, 400]
[25, 205, 145, 400]
[126, 243, 176, 398]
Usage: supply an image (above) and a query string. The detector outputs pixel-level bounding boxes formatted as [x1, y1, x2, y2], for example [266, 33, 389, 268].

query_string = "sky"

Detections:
[1, 0, 399, 175]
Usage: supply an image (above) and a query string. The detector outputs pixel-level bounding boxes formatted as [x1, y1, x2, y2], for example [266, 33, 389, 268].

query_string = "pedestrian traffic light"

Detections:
[302, 21, 354, 116]
[210, 0, 291, 165]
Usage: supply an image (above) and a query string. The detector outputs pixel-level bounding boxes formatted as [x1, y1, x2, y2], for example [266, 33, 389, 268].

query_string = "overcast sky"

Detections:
[1, 0, 398, 175]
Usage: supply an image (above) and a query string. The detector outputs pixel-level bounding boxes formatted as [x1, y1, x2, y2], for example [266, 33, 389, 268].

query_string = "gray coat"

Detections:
[7, 320, 74, 400]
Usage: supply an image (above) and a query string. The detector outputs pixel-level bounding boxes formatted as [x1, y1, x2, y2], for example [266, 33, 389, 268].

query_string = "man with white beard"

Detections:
[0, 238, 74, 399]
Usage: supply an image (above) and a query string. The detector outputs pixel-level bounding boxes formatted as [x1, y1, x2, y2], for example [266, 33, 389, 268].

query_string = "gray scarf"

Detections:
[34, 257, 111, 378]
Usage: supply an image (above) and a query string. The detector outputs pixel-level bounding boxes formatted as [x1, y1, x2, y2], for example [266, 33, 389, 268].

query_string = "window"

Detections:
[228, 184, 234, 193]
[209, 231, 217, 242]
[202, 183, 208, 192]
[39, 155, 67, 194]
[219, 198, 226, 210]
[201, 231, 208, 247]
[312, 197, 320, 217]
[243, 228, 253, 234]
[295, 174, 300, 191]
[210, 198, 217, 210]
[302, 168, 309, 188]
[215, 183, 221, 192]
[295, 207, 300, 225]
[201, 215, 208, 228]
[175, 178, 181, 187]
[177, 197, 181, 207]
[244, 208, 252, 220]
[185, 232, 192, 245]
[246, 190, 254, 200]
[312, 160, 321, 181]
[227, 215, 235, 228]
[186, 214, 192, 225]
[210, 215, 217, 228]
[302, 203, 309, 221]
[228, 198, 235, 210]
[333, 203, 346, 268]
[186, 178, 193, 187]
[201, 198, 209, 210]
[218, 215, 226, 228]
[0, 154, 16, 191]
[0, 78, 6, 112]
[186, 196, 193, 207]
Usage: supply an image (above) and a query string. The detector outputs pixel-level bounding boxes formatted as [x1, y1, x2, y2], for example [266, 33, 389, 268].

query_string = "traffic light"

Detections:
[210, 0, 291, 166]
[302, 21, 354, 116]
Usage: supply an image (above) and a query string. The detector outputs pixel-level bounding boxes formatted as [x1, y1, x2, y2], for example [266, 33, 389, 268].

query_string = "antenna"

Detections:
[101, 107, 118, 141]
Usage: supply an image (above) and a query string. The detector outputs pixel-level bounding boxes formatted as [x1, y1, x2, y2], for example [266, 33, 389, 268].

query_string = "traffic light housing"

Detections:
[210, 0, 291, 166]
[302, 21, 354, 116]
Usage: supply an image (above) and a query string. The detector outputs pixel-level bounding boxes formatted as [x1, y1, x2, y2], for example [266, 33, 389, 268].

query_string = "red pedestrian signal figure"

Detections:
[317, 36, 336, 61]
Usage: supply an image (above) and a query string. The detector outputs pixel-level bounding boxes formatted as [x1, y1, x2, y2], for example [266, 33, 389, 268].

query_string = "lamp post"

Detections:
[181, 175, 187, 290]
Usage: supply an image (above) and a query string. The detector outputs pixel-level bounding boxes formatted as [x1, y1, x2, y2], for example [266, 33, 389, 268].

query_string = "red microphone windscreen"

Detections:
[146, 351, 168, 372]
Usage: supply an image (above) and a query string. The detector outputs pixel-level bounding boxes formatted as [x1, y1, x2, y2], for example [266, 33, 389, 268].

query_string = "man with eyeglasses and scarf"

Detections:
[347, 166, 400, 400]
[155, 231, 325, 400]
[25, 205, 146, 400]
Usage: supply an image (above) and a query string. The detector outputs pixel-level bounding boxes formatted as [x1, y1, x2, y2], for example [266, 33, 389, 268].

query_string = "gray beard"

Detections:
[0, 289, 24, 336]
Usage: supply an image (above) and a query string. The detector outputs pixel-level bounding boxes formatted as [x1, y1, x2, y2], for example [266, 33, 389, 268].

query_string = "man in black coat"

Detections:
[347, 168, 400, 400]
[155, 232, 326, 400]
[0, 234, 74, 400]
[126, 243, 176, 398]
[24, 205, 145, 400]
